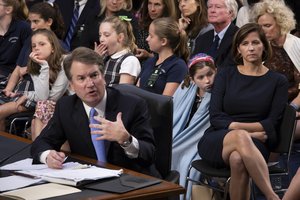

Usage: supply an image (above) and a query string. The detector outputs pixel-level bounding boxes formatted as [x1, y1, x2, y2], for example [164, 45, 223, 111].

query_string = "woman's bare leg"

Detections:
[31, 118, 44, 141]
[229, 151, 250, 200]
[0, 102, 27, 131]
[222, 130, 279, 200]
[282, 168, 300, 200]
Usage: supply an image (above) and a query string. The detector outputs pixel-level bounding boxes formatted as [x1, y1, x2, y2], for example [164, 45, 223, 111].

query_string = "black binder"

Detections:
[83, 173, 161, 193]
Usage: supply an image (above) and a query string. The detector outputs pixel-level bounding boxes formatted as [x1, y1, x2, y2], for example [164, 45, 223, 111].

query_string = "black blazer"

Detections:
[54, 0, 100, 50]
[31, 87, 160, 177]
[192, 23, 239, 68]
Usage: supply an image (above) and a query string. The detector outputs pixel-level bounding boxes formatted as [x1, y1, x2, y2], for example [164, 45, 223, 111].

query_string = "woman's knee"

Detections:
[229, 151, 246, 172]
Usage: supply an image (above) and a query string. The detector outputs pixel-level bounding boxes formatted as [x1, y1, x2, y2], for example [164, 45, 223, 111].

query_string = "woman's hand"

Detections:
[15, 95, 27, 110]
[29, 52, 47, 65]
[135, 48, 153, 60]
[1, 89, 15, 97]
[178, 16, 191, 31]
[249, 131, 268, 143]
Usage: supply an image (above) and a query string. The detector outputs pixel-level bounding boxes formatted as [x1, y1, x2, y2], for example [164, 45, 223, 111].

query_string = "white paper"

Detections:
[0, 176, 43, 192]
[42, 166, 123, 181]
[1, 158, 123, 187]
[0, 183, 81, 200]
[0, 158, 47, 170]
[19, 166, 123, 183]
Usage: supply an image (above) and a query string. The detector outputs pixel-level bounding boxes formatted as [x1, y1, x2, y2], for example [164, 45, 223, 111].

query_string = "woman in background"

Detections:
[172, 53, 216, 200]
[178, 0, 212, 53]
[135, 0, 178, 60]
[252, 0, 300, 139]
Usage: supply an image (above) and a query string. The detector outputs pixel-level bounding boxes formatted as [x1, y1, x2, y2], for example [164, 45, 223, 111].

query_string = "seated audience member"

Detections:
[282, 167, 300, 200]
[172, 53, 216, 200]
[198, 23, 288, 200]
[137, 17, 189, 96]
[135, 0, 178, 61]
[28, 2, 65, 41]
[0, 0, 31, 77]
[193, 0, 239, 68]
[94, 16, 140, 86]
[30, 47, 160, 178]
[54, 0, 100, 51]
[0, 29, 68, 132]
[252, 0, 300, 140]
[178, 0, 212, 53]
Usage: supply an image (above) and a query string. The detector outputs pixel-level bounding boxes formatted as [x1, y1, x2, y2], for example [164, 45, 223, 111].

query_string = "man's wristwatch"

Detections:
[120, 135, 133, 147]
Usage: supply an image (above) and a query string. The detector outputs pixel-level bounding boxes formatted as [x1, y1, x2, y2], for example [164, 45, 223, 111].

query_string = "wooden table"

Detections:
[0, 132, 185, 199]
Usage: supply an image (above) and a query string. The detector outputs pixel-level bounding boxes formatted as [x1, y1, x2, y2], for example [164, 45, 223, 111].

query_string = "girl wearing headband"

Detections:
[172, 53, 216, 199]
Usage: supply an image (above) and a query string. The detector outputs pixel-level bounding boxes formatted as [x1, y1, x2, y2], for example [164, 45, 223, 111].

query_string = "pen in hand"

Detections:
[63, 156, 68, 163]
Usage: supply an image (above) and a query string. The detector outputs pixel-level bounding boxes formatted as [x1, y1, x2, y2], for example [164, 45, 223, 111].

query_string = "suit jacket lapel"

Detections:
[72, 96, 92, 147]
[217, 23, 235, 57]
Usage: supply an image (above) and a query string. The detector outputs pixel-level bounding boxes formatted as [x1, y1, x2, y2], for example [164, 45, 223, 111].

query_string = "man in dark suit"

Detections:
[31, 47, 160, 178]
[54, 0, 100, 50]
[193, 0, 239, 68]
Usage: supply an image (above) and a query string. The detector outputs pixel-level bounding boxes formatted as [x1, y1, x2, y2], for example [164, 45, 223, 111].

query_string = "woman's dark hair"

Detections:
[232, 23, 272, 65]
[139, 0, 177, 29]
[28, 29, 65, 86]
[185, 0, 208, 39]
[29, 2, 66, 39]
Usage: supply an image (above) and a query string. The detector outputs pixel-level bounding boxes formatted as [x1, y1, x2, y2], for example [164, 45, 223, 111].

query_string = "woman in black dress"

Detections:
[198, 23, 287, 200]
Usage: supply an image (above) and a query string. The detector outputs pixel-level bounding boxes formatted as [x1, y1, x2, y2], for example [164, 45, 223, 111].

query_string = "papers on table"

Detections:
[18, 165, 123, 186]
[1, 183, 81, 200]
[0, 158, 47, 170]
[0, 158, 123, 191]
[0, 175, 43, 192]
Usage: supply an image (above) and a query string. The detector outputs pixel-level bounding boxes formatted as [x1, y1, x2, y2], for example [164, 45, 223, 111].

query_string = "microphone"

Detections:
[0, 143, 32, 167]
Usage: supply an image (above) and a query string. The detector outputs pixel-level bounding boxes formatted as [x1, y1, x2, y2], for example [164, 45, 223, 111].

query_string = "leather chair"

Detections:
[113, 84, 179, 183]
[184, 104, 297, 200]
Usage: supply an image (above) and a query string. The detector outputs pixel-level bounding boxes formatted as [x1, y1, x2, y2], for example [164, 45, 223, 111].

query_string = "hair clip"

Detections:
[119, 16, 132, 22]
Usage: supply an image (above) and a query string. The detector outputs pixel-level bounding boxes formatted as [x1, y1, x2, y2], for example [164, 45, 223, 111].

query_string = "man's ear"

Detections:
[69, 81, 75, 92]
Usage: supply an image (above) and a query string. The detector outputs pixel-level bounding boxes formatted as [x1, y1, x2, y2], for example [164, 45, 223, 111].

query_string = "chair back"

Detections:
[113, 84, 173, 179]
[273, 104, 297, 154]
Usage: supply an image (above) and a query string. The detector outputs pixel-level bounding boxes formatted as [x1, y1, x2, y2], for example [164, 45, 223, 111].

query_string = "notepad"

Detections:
[0, 183, 81, 200]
